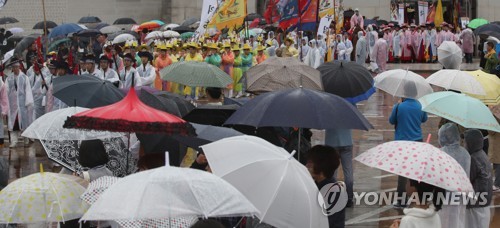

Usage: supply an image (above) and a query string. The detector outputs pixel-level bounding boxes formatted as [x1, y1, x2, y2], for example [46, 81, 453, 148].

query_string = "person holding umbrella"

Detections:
[136, 50, 156, 88]
[97, 55, 120, 86]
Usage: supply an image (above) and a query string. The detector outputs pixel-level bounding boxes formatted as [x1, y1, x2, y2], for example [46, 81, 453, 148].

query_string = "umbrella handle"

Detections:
[426, 133, 432, 143]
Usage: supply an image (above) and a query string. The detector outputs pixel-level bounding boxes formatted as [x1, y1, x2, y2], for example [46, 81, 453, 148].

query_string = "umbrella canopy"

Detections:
[467, 18, 489, 29]
[438, 41, 463, 69]
[364, 18, 377, 26]
[144, 31, 164, 41]
[0, 17, 18, 25]
[48, 38, 71, 52]
[225, 88, 373, 130]
[374, 69, 433, 99]
[8, 27, 24, 34]
[244, 57, 323, 94]
[32, 21, 58, 29]
[100, 25, 122, 34]
[138, 21, 162, 30]
[201, 136, 329, 228]
[249, 18, 267, 28]
[49, 23, 84, 38]
[244, 13, 263, 22]
[107, 30, 140, 41]
[239, 29, 257, 38]
[355, 141, 474, 192]
[474, 23, 500, 35]
[377, 19, 388, 26]
[464, 70, 500, 105]
[419, 92, 500, 132]
[318, 61, 375, 103]
[155, 91, 195, 117]
[63, 88, 194, 135]
[181, 17, 200, 27]
[78, 16, 102, 24]
[1, 49, 14, 65]
[14, 36, 36, 58]
[53, 75, 124, 108]
[163, 30, 180, 38]
[250, 28, 265, 35]
[0, 172, 88, 224]
[183, 105, 239, 126]
[426, 69, 486, 95]
[172, 25, 194, 33]
[7, 34, 25, 43]
[75, 29, 101, 37]
[161, 23, 180, 31]
[180, 32, 195, 40]
[174, 123, 244, 149]
[160, 61, 233, 88]
[138, 89, 182, 117]
[112, 33, 136, 44]
[81, 166, 259, 221]
[113, 17, 137, 25]
[479, 30, 500, 41]
[85, 22, 108, 30]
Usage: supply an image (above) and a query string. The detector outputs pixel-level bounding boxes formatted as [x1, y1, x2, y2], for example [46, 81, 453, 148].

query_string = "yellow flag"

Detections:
[209, 0, 247, 31]
[319, 0, 335, 18]
[434, 0, 444, 26]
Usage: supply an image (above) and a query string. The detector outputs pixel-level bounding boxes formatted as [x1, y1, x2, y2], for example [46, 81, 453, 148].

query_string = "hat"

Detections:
[222, 39, 231, 48]
[207, 41, 219, 50]
[138, 44, 149, 52]
[84, 54, 96, 64]
[99, 55, 112, 63]
[285, 36, 294, 43]
[46, 59, 56, 69]
[187, 41, 199, 49]
[6, 58, 22, 68]
[410, 24, 416, 28]
[402, 23, 409, 28]
[122, 53, 136, 62]
[266, 39, 273, 46]
[354, 8, 359, 12]
[47, 51, 57, 56]
[242, 43, 252, 50]
[256, 45, 266, 52]
[156, 41, 168, 50]
[138, 51, 153, 61]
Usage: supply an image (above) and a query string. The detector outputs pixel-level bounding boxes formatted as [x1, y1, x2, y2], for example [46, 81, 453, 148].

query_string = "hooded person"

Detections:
[372, 32, 388, 73]
[136, 51, 156, 88]
[0, 66, 8, 147]
[300, 36, 310, 62]
[464, 129, 492, 228]
[437, 123, 470, 228]
[266, 31, 279, 48]
[304, 39, 322, 69]
[355, 31, 368, 65]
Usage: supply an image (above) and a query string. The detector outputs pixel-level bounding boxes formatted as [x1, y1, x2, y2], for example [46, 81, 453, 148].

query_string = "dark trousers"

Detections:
[465, 53, 473, 63]
[396, 139, 422, 205]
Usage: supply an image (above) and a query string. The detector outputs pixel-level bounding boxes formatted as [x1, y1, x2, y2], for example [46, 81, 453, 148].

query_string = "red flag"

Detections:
[264, 0, 280, 24]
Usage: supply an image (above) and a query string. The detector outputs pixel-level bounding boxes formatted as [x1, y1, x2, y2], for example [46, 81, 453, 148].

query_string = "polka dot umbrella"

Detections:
[355, 141, 473, 193]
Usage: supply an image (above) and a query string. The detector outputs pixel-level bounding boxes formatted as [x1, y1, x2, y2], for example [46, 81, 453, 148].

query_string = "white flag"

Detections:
[317, 15, 334, 37]
[195, 0, 218, 35]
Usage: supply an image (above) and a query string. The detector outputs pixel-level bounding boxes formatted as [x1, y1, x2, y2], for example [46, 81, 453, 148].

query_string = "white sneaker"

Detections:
[493, 186, 500, 192]
[9, 131, 18, 148]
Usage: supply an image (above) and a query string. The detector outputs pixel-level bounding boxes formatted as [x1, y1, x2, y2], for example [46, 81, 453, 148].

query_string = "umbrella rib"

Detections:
[184, 174, 208, 218]
[259, 161, 290, 222]
[293, 165, 315, 227]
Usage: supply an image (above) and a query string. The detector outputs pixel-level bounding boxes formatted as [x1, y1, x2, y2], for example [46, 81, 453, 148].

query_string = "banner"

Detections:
[398, 3, 405, 25]
[278, 0, 299, 30]
[196, 0, 218, 35]
[264, 0, 280, 24]
[334, 0, 343, 33]
[299, 0, 319, 31]
[209, 0, 247, 31]
[317, 14, 333, 37]
[434, 0, 444, 26]
[418, 1, 428, 25]
[319, 0, 334, 18]
[390, 1, 399, 22]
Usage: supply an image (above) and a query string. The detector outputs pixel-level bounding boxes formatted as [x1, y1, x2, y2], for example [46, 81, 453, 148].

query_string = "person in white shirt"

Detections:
[119, 53, 141, 89]
[97, 55, 120, 86]
[82, 54, 101, 78]
[136, 51, 156, 88]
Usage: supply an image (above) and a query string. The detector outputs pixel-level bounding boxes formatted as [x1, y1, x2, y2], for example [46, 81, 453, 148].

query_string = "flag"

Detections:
[434, 0, 444, 26]
[209, 0, 247, 31]
[278, 0, 299, 30]
[334, 0, 344, 33]
[264, 0, 280, 24]
[317, 14, 333, 37]
[196, 0, 218, 35]
[299, 0, 319, 32]
[319, 0, 334, 18]
[453, 0, 460, 28]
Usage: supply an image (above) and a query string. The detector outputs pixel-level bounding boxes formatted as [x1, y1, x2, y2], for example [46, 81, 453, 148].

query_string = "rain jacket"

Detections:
[400, 204, 441, 228]
[464, 129, 492, 208]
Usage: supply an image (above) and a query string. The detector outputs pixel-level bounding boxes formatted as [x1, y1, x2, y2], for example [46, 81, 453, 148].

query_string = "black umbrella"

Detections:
[317, 61, 375, 104]
[173, 123, 244, 149]
[135, 133, 184, 166]
[155, 91, 195, 117]
[181, 17, 200, 27]
[377, 20, 388, 27]
[492, 21, 500, 26]
[474, 24, 500, 35]
[479, 30, 500, 40]
[33, 21, 58, 29]
[244, 13, 262, 22]
[172, 25, 194, 33]
[138, 89, 182, 117]
[7, 34, 25, 43]
[113, 18, 137, 25]
[88, 22, 110, 30]
[183, 104, 239, 126]
[76, 29, 102, 37]
[0, 17, 18, 25]
[53, 75, 124, 108]
[364, 19, 377, 27]
[78, 16, 102, 24]
[14, 36, 36, 58]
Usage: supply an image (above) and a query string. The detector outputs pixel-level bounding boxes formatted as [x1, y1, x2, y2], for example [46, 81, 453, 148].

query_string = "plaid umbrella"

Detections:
[160, 61, 233, 88]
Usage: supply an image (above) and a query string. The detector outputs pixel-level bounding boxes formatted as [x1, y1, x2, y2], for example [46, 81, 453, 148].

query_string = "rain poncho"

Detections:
[437, 123, 470, 228]
[27, 67, 50, 120]
[6, 71, 34, 131]
[304, 40, 322, 69]
[355, 31, 368, 65]
[300, 37, 310, 62]
[119, 67, 142, 89]
[136, 62, 156, 87]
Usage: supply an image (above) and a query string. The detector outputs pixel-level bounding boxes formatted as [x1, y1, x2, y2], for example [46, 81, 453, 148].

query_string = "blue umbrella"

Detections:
[364, 19, 377, 27]
[49, 23, 84, 39]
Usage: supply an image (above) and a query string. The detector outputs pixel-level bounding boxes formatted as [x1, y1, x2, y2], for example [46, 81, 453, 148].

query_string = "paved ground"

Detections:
[1, 60, 498, 227]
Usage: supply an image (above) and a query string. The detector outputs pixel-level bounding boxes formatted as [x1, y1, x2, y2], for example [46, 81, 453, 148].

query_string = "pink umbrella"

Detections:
[355, 141, 473, 192]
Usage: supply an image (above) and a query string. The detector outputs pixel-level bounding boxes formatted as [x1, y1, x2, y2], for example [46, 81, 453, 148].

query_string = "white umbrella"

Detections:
[81, 166, 259, 221]
[8, 27, 24, 34]
[144, 31, 164, 41]
[426, 69, 486, 95]
[251, 28, 265, 34]
[438, 41, 463, 69]
[112, 33, 136, 44]
[161, 23, 180, 31]
[100, 25, 122, 34]
[374, 69, 433, 99]
[206, 28, 218, 36]
[163, 30, 180, 38]
[201, 136, 329, 228]
[2, 49, 14, 64]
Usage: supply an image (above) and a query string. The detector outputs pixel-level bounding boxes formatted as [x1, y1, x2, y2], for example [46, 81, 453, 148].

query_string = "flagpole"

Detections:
[298, 0, 302, 61]
[42, 0, 48, 57]
[315, 0, 320, 39]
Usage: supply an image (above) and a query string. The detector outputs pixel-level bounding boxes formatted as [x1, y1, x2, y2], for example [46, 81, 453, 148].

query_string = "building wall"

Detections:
[477, 0, 500, 21]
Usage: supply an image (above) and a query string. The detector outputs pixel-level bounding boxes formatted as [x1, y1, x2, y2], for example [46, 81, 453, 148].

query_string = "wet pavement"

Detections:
[1, 61, 499, 227]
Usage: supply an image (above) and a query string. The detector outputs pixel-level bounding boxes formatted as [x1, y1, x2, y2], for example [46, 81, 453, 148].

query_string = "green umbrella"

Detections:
[160, 61, 233, 88]
[180, 32, 195, 40]
[467, 18, 489, 29]
[240, 29, 256, 38]
[419, 91, 500, 132]
[48, 38, 71, 52]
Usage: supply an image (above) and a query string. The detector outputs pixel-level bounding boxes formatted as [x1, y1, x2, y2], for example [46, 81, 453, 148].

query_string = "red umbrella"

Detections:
[63, 88, 194, 135]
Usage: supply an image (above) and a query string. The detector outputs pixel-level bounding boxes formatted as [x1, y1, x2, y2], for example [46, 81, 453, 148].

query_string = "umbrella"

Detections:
[6, 34, 25, 43]
[244, 57, 323, 94]
[174, 123, 244, 149]
[33, 20, 58, 29]
[1, 49, 14, 65]
[249, 18, 267, 28]
[100, 25, 122, 34]
[479, 30, 500, 41]
[139, 89, 182, 117]
[467, 18, 489, 29]
[374, 69, 433, 99]
[172, 25, 194, 33]
[180, 31, 195, 40]
[155, 91, 195, 117]
[113, 17, 137, 25]
[81, 176, 121, 204]
[464, 70, 500, 105]
[181, 17, 200, 27]
[0, 172, 88, 224]
[419, 91, 500, 132]
[144, 31, 164, 41]
[87, 22, 109, 30]
[150, 20, 165, 25]
[474, 23, 500, 35]
[438, 41, 463, 69]
[53, 75, 124, 108]
[81, 166, 259, 221]
[163, 30, 180, 38]
[48, 38, 71, 52]
[107, 30, 140, 41]
[244, 13, 262, 22]
[78, 16, 102, 24]
[224, 88, 373, 130]
[14, 36, 36, 58]
[161, 23, 180, 31]
[425, 69, 486, 95]
[160, 61, 233, 88]
[112, 33, 136, 44]
[364, 18, 377, 26]
[63, 88, 194, 135]
[201, 136, 329, 228]
[355, 141, 474, 193]
[49, 23, 84, 38]
[183, 105, 239, 126]
[318, 61, 375, 103]
[239, 29, 257, 38]
[250, 28, 265, 35]
[377, 19, 389, 26]
[75, 29, 102, 37]
[0, 17, 18, 25]
[138, 21, 162, 30]
[7, 27, 24, 34]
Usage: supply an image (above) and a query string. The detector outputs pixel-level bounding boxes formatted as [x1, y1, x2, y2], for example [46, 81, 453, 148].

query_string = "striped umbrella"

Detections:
[160, 61, 233, 88]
